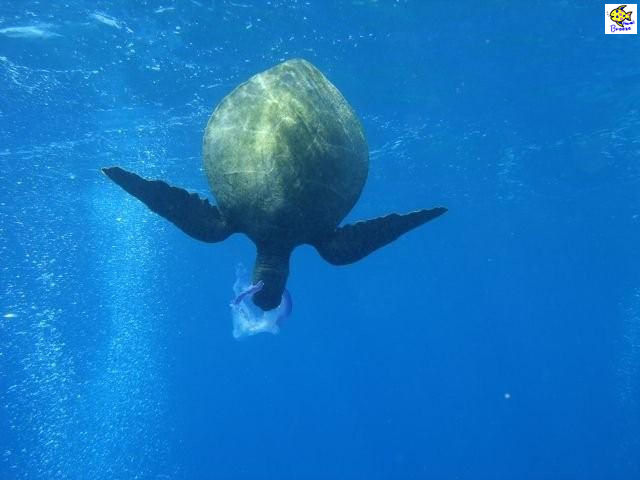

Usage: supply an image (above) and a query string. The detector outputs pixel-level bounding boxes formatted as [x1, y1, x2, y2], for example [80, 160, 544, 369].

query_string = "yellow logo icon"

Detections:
[610, 4, 633, 27]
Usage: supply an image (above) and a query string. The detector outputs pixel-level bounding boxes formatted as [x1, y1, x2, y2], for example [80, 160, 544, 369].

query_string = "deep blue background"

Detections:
[1, 1, 639, 479]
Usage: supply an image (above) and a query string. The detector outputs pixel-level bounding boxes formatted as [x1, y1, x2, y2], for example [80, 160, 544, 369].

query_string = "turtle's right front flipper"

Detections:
[102, 166, 233, 243]
[313, 207, 447, 265]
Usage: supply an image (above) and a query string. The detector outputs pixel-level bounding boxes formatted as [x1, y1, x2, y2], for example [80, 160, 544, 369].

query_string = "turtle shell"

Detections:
[202, 59, 368, 246]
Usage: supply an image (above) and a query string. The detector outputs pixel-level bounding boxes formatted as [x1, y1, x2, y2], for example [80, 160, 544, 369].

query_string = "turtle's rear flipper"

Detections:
[102, 166, 233, 243]
[313, 207, 447, 265]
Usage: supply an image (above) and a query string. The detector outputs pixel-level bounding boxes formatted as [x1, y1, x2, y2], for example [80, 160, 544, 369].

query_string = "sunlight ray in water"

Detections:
[83, 184, 172, 479]
[0, 159, 81, 479]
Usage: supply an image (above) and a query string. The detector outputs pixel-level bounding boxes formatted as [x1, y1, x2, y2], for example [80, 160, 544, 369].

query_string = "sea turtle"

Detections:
[103, 59, 447, 311]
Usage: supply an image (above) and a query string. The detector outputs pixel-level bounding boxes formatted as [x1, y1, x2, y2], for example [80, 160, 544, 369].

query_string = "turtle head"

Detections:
[251, 245, 292, 311]
[252, 276, 287, 311]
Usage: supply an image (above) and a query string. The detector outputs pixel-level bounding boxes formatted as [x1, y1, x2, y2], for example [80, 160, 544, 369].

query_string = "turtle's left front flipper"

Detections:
[313, 207, 447, 265]
[102, 166, 233, 243]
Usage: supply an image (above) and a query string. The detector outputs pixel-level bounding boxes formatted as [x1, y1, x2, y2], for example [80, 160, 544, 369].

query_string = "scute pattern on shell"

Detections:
[202, 59, 368, 246]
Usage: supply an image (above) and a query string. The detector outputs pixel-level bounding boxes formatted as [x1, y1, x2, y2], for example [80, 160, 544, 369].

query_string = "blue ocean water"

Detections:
[1, 1, 639, 479]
